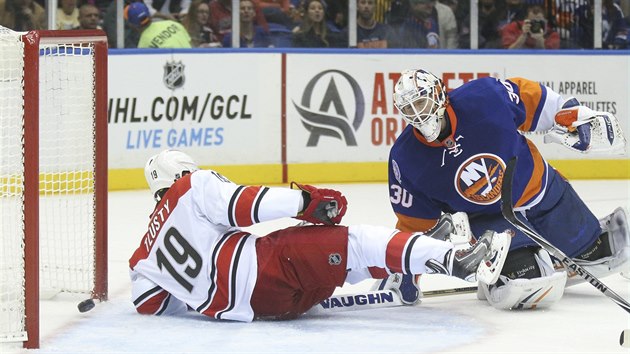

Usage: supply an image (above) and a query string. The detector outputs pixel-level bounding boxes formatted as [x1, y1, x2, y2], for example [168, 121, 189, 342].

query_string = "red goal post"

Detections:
[0, 28, 108, 349]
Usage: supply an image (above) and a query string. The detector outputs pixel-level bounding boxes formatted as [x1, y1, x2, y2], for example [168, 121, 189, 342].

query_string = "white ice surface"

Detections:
[4, 180, 630, 353]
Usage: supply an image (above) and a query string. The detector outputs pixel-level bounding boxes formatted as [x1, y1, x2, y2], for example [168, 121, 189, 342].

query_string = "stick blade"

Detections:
[621, 330, 630, 348]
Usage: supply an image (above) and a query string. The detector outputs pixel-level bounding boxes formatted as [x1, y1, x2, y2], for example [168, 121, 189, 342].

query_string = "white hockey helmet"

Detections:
[144, 149, 199, 201]
[393, 69, 448, 142]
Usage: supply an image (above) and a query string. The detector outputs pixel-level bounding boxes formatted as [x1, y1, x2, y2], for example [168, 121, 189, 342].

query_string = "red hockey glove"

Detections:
[291, 182, 347, 225]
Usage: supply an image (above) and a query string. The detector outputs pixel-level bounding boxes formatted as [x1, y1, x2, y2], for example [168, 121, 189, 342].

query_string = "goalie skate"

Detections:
[426, 230, 511, 285]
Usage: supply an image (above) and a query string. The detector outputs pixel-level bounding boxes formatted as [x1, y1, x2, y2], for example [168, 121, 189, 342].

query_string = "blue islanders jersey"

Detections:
[388, 77, 564, 232]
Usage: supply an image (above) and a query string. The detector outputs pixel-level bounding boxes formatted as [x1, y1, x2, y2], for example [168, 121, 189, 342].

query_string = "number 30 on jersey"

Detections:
[390, 184, 413, 208]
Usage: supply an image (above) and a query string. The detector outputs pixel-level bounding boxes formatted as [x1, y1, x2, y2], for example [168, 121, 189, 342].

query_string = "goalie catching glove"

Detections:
[291, 182, 347, 225]
[544, 97, 626, 154]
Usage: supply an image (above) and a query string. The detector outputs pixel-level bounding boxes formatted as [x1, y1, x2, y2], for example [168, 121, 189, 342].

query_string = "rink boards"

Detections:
[106, 50, 630, 188]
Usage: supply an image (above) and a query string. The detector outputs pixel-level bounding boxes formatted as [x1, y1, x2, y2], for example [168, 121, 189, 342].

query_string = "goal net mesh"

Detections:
[0, 27, 98, 342]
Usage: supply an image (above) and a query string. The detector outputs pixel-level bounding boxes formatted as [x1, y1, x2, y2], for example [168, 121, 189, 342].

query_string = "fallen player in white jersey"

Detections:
[129, 149, 511, 321]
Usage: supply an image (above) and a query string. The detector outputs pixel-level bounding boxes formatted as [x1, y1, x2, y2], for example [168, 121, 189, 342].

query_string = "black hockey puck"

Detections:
[77, 298, 95, 313]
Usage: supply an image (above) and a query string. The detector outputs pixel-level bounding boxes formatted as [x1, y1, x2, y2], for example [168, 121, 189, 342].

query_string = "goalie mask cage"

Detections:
[0, 27, 108, 349]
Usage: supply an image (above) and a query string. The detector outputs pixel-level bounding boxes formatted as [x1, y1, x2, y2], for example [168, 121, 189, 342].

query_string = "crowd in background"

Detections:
[0, 0, 628, 49]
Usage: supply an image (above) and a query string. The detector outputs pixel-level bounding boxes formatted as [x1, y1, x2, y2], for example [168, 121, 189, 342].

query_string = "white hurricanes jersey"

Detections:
[129, 170, 303, 322]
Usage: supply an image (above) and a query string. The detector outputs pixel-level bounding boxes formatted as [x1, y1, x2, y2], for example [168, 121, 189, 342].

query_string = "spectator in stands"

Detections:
[387, 0, 406, 25]
[124, 1, 192, 48]
[496, 0, 526, 31]
[387, 0, 459, 48]
[57, 0, 79, 30]
[258, 0, 295, 28]
[345, 0, 393, 48]
[89, 0, 112, 14]
[0, 0, 46, 31]
[144, 0, 191, 22]
[477, 0, 503, 48]
[459, 0, 503, 49]
[287, 0, 304, 25]
[291, 0, 346, 47]
[388, 0, 441, 48]
[208, 0, 269, 42]
[373, 0, 392, 23]
[501, 2, 559, 49]
[103, 0, 140, 48]
[434, 0, 459, 48]
[222, 0, 272, 47]
[441, 0, 464, 19]
[182, 0, 222, 47]
[326, 0, 348, 32]
[259, 0, 290, 15]
[440, 0, 470, 48]
[574, 0, 628, 49]
[75, 3, 101, 30]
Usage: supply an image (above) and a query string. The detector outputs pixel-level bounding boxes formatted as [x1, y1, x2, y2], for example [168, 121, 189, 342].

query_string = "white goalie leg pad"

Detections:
[601, 207, 630, 270]
[482, 272, 567, 310]
[480, 249, 567, 310]
[475, 231, 511, 285]
[566, 207, 630, 286]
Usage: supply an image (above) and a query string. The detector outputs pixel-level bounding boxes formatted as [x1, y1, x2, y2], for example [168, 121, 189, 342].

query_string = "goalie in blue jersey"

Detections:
[385, 69, 629, 309]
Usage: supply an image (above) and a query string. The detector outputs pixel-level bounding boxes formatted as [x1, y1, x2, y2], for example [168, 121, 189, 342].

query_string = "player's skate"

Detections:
[368, 212, 474, 306]
[425, 230, 511, 285]
[370, 273, 421, 305]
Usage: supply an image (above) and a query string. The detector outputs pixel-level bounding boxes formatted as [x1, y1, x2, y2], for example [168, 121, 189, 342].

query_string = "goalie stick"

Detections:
[500, 157, 630, 347]
[305, 286, 477, 315]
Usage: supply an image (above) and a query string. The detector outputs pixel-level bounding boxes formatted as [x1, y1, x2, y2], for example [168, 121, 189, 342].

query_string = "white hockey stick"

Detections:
[500, 156, 630, 348]
[305, 286, 477, 315]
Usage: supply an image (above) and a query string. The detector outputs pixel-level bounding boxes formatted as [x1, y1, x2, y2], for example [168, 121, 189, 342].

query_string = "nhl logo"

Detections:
[163, 61, 185, 90]
[328, 253, 342, 266]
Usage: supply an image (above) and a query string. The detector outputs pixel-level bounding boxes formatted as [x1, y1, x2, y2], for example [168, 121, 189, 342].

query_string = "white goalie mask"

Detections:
[144, 149, 199, 201]
[393, 69, 448, 142]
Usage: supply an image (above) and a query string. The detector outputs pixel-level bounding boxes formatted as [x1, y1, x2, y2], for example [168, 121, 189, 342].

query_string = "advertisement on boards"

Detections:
[285, 53, 629, 163]
[108, 51, 628, 173]
[108, 53, 282, 168]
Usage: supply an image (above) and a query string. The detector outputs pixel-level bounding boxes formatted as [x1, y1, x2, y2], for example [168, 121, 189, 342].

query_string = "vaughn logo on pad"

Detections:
[317, 291, 397, 310]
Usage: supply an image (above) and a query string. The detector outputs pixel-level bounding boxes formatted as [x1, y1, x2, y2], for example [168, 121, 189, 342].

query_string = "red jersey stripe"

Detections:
[202, 232, 249, 318]
[385, 231, 414, 273]
[234, 186, 262, 227]
[368, 266, 389, 278]
[135, 289, 169, 315]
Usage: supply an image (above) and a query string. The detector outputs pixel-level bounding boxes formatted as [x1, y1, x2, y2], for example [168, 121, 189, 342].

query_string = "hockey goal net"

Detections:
[0, 27, 108, 349]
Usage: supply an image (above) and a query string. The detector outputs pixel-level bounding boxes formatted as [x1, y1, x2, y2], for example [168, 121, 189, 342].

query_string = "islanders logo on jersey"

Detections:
[454, 154, 506, 205]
